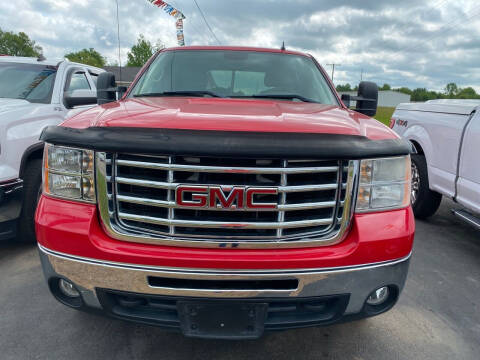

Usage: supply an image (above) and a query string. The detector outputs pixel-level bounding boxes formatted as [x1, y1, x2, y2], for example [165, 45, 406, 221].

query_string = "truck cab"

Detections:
[0, 56, 103, 241]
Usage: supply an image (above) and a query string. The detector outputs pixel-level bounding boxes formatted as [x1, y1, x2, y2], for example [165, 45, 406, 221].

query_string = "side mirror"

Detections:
[355, 81, 378, 117]
[97, 72, 117, 105]
[64, 89, 97, 109]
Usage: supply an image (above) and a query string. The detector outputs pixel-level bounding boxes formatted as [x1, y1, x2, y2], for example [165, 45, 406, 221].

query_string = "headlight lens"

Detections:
[356, 156, 411, 212]
[43, 144, 95, 203]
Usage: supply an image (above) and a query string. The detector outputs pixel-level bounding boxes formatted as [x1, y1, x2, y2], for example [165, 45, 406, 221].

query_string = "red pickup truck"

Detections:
[36, 46, 414, 339]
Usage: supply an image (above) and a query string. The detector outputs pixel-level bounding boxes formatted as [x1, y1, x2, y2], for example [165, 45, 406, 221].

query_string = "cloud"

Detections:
[1, 0, 479, 91]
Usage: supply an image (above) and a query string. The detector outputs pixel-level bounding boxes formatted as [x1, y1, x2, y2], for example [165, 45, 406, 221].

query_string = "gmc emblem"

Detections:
[176, 186, 278, 210]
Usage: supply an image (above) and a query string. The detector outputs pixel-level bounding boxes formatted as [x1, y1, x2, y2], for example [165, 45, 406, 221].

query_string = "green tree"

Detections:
[0, 28, 42, 57]
[336, 83, 352, 92]
[444, 83, 458, 97]
[380, 83, 391, 91]
[456, 87, 479, 99]
[396, 87, 412, 95]
[126, 34, 164, 67]
[65, 48, 106, 67]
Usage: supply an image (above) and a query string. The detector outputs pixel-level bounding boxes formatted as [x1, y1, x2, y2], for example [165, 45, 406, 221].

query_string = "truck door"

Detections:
[456, 110, 480, 214]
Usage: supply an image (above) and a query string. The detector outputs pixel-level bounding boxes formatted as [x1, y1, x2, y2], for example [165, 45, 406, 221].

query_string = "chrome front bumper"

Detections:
[39, 244, 410, 315]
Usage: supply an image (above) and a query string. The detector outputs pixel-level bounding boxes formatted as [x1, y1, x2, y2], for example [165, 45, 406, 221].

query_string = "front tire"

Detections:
[18, 159, 43, 242]
[411, 154, 442, 219]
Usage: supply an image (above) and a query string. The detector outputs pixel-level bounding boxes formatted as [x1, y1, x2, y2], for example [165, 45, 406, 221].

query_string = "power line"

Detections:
[391, 3, 480, 58]
[192, 0, 221, 45]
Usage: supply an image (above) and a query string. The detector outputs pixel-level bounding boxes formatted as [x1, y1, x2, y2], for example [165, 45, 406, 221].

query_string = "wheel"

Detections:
[18, 159, 43, 242]
[410, 154, 442, 219]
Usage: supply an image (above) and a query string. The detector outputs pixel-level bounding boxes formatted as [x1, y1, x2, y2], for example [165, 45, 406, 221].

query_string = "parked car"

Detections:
[0, 56, 103, 242]
[36, 46, 414, 339]
[391, 99, 480, 228]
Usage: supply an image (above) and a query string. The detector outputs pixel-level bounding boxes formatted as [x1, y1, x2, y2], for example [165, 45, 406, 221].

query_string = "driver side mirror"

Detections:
[341, 81, 378, 117]
[64, 89, 97, 109]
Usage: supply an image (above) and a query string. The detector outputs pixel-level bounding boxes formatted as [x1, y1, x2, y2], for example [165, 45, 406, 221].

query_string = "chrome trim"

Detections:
[117, 212, 334, 229]
[115, 159, 341, 174]
[114, 176, 344, 193]
[38, 244, 411, 314]
[96, 152, 359, 248]
[0, 179, 23, 194]
[115, 194, 338, 212]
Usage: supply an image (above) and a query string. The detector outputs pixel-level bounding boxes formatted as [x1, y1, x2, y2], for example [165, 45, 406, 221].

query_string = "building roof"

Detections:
[103, 66, 141, 83]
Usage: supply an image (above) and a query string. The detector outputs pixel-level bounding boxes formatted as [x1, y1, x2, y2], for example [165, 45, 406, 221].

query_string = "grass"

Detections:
[374, 107, 395, 126]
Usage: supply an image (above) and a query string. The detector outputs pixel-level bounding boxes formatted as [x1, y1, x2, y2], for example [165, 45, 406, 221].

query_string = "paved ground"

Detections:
[1, 198, 479, 360]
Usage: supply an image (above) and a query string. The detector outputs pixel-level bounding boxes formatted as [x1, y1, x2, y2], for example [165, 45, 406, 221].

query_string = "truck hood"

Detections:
[63, 97, 397, 140]
[0, 98, 34, 115]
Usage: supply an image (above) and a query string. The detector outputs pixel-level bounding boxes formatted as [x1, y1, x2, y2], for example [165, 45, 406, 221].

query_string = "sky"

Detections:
[1, 0, 479, 91]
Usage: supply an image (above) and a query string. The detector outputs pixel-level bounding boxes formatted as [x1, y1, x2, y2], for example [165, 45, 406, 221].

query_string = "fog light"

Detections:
[58, 279, 80, 298]
[366, 286, 389, 305]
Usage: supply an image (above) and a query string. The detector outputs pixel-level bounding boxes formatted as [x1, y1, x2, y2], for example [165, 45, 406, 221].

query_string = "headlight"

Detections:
[43, 144, 95, 203]
[356, 156, 411, 212]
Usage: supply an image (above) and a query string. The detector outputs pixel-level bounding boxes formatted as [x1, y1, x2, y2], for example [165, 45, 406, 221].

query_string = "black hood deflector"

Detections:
[40, 126, 411, 159]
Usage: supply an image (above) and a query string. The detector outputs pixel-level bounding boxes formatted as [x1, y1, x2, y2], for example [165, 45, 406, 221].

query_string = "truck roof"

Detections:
[0, 56, 104, 72]
[396, 99, 480, 115]
[163, 45, 311, 58]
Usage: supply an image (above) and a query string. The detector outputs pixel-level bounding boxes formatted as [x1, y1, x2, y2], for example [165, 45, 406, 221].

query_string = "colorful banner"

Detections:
[147, 0, 186, 46]
[147, 0, 185, 20]
[176, 19, 185, 46]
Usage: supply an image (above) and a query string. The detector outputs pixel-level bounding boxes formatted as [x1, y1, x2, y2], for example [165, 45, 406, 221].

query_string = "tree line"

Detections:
[336, 82, 480, 101]
[0, 28, 163, 68]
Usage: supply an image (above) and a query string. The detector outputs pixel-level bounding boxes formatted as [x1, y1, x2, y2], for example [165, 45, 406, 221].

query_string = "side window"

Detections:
[89, 72, 98, 87]
[66, 72, 90, 92]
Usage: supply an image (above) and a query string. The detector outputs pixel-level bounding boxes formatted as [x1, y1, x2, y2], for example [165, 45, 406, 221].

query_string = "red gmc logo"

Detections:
[176, 186, 278, 210]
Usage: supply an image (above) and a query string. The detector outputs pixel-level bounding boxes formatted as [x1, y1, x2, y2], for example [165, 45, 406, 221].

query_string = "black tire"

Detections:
[411, 154, 442, 219]
[18, 159, 43, 242]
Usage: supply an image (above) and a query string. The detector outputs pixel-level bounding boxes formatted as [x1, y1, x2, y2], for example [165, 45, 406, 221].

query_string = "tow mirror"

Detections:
[64, 89, 97, 109]
[341, 81, 378, 117]
[97, 72, 117, 105]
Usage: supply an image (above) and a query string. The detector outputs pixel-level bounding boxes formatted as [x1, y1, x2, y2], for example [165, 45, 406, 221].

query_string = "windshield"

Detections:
[0, 62, 57, 104]
[132, 50, 338, 104]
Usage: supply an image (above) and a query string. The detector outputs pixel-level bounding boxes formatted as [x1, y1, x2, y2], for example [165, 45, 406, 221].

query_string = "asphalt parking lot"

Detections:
[1, 198, 479, 360]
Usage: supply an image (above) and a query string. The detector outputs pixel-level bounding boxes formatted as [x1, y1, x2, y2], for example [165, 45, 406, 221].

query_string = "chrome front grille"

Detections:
[96, 153, 358, 248]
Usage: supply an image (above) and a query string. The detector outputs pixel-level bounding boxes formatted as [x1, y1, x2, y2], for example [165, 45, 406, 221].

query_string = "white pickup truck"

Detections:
[0, 56, 103, 241]
[391, 99, 480, 229]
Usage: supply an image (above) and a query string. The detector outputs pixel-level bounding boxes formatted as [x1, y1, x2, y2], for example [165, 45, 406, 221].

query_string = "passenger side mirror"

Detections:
[63, 89, 97, 109]
[97, 72, 117, 105]
[341, 82, 378, 117]
[355, 81, 378, 117]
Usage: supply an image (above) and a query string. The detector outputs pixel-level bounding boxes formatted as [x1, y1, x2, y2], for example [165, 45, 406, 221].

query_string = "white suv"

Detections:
[0, 56, 103, 241]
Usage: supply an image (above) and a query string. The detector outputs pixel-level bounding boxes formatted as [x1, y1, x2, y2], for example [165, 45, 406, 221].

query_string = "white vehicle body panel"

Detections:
[456, 111, 480, 214]
[392, 99, 480, 215]
[0, 57, 103, 182]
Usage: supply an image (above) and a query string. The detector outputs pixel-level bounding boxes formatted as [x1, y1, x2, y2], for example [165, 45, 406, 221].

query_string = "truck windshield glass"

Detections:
[132, 50, 338, 105]
[0, 63, 57, 104]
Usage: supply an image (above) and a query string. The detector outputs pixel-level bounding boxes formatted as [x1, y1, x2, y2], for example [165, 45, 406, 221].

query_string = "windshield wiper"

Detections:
[233, 94, 317, 103]
[134, 90, 224, 98]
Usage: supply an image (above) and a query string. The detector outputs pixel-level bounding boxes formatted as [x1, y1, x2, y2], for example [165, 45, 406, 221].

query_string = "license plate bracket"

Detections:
[177, 301, 267, 339]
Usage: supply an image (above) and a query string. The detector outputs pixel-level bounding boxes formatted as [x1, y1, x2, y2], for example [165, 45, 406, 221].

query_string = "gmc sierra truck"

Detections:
[36, 46, 414, 339]
[0, 56, 103, 241]
[391, 99, 480, 228]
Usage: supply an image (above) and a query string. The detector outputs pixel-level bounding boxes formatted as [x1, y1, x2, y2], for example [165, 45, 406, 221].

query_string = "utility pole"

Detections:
[327, 63, 340, 83]
[360, 68, 363, 81]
